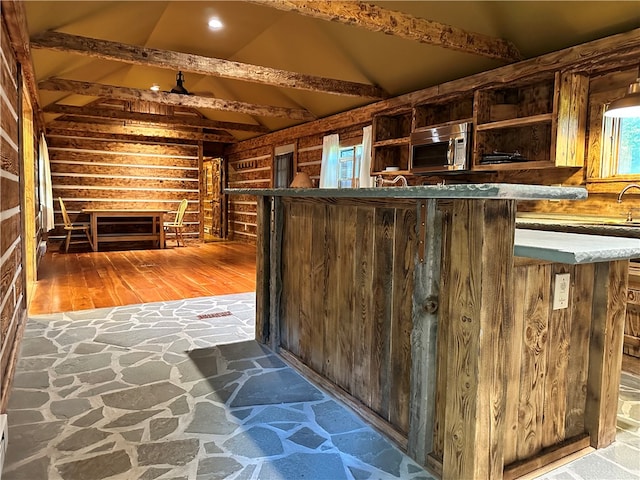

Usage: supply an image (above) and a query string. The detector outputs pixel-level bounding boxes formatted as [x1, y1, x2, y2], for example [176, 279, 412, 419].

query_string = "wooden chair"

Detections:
[164, 199, 189, 247]
[58, 197, 93, 253]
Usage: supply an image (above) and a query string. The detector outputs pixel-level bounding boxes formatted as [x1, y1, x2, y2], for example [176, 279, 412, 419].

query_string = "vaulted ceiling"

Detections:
[19, 1, 640, 142]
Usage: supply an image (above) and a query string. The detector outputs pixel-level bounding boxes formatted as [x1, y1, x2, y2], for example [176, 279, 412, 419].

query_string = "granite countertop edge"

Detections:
[225, 184, 587, 200]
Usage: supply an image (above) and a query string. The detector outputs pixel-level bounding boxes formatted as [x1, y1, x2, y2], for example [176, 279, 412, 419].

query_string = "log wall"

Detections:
[0, 15, 27, 410]
[224, 31, 640, 245]
[46, 102, 202, 249]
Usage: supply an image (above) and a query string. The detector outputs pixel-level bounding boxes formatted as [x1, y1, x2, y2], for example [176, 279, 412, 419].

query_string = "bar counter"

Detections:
[227, 184, 639, 479]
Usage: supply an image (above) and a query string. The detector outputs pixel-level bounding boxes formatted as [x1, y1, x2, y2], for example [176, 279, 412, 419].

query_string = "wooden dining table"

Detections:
[82, 208, 167, 252]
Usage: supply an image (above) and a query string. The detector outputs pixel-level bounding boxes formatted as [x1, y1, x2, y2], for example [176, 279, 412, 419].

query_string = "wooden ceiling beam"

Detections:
[46, 120, 236, 143]
[43, 103, 269, 133]
[38, 78, 316, 121]
[251, 0, 522, 63]
[30, 31, 387, 99]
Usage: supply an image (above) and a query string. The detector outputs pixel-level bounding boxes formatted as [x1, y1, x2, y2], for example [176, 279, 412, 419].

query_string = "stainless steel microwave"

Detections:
[410, 122, 472, 174]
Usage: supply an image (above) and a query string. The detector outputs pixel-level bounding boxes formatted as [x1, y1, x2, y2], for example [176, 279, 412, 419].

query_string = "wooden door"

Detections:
[202, 157, 226, 241]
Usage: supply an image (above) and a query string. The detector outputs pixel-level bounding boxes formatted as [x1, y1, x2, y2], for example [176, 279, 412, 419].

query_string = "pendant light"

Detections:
[604, 77, 640, 118]
[170, 71, 190, 95]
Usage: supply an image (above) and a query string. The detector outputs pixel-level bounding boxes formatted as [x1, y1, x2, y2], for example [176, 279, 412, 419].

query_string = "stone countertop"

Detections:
[514, 228, 640, 264]
[516, 213, 640, 239]
[226, 184, 587, 201]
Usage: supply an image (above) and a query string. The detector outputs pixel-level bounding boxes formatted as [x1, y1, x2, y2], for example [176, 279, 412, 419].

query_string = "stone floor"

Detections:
[2, 293, 639, 480]
[2, 294, 433, 480]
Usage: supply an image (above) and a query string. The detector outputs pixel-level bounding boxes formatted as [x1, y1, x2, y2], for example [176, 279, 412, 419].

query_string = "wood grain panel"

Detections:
[277, 199, 415, 434]
[565, 263, 594, 438]
[542, 264, 573, 447]
[390, 206, 415, 433]
[517, 264, 551, 460]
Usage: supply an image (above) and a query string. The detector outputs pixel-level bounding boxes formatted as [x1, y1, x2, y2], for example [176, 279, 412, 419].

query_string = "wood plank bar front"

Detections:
[232, 185, 633, 480]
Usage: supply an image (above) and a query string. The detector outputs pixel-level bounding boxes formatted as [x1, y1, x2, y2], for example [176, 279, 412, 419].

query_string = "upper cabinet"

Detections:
[473, 72, 589, 170]
[369, 72, 589, 175]
[371, 108, 412, 174]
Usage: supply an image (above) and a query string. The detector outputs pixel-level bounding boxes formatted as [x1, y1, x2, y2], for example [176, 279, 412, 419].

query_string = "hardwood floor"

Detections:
[29, 240, 257, 315]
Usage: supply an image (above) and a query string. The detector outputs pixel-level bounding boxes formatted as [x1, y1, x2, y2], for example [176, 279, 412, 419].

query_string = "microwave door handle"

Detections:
[447, 138, 454, 164]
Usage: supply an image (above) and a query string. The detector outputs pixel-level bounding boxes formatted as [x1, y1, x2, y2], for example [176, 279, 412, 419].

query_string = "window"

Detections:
[274, 152, 293, 187]
[601, 116, 640, 177]
[337, 145, 362, 188]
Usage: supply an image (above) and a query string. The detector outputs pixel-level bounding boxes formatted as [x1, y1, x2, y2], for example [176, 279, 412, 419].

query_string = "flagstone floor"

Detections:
[2, 293, 433, 480]
[2, 293, 639, 480]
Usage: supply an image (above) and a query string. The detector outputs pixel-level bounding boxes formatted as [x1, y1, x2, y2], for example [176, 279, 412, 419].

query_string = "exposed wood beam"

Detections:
[38, 78, 316, 121]
[250, 0, 522, 63]
[46, 120, 236, 143]
[30, 31, 387, 99]
[1, 0, 45, 129]
[43, 103, 269, 133]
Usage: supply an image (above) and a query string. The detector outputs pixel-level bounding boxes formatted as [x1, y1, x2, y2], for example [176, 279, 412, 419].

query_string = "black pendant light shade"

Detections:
[170, 71, 190, 95]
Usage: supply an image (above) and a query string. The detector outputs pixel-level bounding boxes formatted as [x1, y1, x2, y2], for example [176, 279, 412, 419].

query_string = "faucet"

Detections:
[376, 175, 408, 188]
[617, 184, 640, 221]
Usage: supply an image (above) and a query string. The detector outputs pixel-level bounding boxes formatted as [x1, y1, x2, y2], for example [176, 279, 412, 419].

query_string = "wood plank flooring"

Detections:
[29, 241, 257, 315]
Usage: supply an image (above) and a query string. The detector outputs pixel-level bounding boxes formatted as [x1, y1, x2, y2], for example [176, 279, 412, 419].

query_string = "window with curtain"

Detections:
[319, 126, 373, 188]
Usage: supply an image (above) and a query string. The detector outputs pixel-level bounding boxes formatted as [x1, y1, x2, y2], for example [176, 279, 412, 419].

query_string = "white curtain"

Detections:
[358, 125, 374, 188]
[319, 134, 340, 188]
[38, 134, 55, 232]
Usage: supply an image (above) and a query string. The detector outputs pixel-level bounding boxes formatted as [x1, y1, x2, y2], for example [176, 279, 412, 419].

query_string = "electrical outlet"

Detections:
[553, 273, 571, 310]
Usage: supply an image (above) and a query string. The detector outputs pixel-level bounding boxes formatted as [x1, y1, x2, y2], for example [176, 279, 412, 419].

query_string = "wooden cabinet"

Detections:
[472, 72, 588, 171]
[371, 108, 411, 174]
[473, 75, 558, 170]
[413, 96, 473, 131]
[369, 73, 588, 176]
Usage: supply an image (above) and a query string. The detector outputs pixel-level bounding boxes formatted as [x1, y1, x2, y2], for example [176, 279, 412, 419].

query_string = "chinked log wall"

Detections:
[226, 125, 365, 242]
[47, 100, 201, 248]
[225, 30, 640, 245]
[0, 17, 27, 410]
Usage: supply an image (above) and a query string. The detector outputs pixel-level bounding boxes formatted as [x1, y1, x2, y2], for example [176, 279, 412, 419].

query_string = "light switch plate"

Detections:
[553, 273, 571, 310]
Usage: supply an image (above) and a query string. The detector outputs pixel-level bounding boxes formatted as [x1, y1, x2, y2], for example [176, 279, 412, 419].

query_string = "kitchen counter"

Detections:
[515, 228, 640, 263]
[227, 183, 587, 200]
[232, 187, 630, 480]
[517, 212, 640, 238]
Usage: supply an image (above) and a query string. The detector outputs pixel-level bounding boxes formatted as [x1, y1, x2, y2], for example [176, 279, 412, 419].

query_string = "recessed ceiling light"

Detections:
[150, 83, 160, 91]
[208, 17, 223, 30]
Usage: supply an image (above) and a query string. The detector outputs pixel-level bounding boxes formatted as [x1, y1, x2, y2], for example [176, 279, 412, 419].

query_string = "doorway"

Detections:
[202, 157, 226, 241]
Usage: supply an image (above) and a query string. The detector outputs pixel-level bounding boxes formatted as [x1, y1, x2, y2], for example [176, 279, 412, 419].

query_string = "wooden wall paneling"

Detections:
[268, 196, 283, 352]
[322, 202, 340, 384]
[335, 204, 357, 393]
[542, 264, 573, 447]
[370, 207, 395, 419]
[585, 260, 628, 448]
[429, 205, 452, 469]
[255, 196, 270, 344]
[296, 202, 314, 368]
[565, 263, 595, 438]
[503, 263, 527, 466]
[442, 199, 515, 480]
[352, 206, 375, 406]
[308, 202, 327, 374]
[408, 200, 442, 465]
[555, 73, 589, 167]
[516, 263, 551, 460]
[280, 199, 298, 355]
[390, 205, 415, 434]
